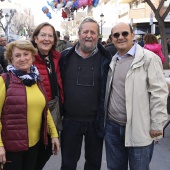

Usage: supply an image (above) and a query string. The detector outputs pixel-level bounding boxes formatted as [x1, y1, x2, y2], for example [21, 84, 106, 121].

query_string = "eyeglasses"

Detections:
[77, 67, 94, 87]
[112, 31, 129, 38]
[38, 33, 54, 40]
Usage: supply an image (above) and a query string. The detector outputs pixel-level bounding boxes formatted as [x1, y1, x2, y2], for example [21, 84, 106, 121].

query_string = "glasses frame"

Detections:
[112, 31, 129, 38]
[38, 33, 54, 40]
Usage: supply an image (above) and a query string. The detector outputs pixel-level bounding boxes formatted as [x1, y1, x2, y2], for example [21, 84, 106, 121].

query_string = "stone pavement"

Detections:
[43, 69, 170, 170]
[43, 124, 170, 170]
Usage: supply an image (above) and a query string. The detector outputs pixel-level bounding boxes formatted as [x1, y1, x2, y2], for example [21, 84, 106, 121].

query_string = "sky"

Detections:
[22, 0, 62, 29]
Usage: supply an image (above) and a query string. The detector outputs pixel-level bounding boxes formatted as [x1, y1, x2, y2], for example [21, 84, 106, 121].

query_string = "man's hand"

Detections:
[150, 130, 162, 138]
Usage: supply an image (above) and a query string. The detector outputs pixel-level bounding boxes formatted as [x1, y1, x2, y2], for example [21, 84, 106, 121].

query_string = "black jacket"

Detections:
[59, 43, 112, 137]
[105, 43, 117, 57]
[0, 45, 8, 73]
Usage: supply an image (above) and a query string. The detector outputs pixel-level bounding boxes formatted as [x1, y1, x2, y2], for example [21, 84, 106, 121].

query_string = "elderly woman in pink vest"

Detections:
[0, 40, 59, 170]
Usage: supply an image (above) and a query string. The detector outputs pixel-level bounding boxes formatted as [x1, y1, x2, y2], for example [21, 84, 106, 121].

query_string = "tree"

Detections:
[0, 9, 16, 37]
[143, 0, 170, 68]
[11, 8, 34, 38]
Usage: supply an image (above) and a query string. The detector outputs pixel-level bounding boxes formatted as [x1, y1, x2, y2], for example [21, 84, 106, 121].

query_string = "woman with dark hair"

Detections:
[30, 22, 64, 169]
[143, 33, 165, 64]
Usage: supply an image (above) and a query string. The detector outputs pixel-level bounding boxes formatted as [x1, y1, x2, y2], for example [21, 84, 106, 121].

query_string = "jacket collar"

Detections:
[131, 44, 145, 68]
[126, 44, 146, 77]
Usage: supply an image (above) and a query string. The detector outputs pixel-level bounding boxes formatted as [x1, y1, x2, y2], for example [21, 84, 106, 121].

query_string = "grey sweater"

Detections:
[108, 56, 134, 125]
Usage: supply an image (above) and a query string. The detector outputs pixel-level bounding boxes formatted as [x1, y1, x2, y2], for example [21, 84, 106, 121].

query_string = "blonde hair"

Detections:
[5, 40, 37, 64]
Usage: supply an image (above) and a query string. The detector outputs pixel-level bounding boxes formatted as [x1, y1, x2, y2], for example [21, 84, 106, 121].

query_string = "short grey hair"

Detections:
[78, 17, 100, 35]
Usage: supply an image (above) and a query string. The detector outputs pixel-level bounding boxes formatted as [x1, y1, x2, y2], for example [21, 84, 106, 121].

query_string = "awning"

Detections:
[134, 30, 146, 35]
[119, 0, 132, 4]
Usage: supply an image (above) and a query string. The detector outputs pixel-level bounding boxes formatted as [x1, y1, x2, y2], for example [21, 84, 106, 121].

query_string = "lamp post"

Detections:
[5, 13, 9, 41]
[100, 13, 104, 36]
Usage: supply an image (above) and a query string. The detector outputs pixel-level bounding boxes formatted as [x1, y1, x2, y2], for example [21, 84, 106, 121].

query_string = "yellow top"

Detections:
[0, 76, 58, 147]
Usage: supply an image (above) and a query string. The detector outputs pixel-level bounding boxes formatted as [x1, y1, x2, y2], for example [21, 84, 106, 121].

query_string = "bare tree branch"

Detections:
[144, 0, 170, 68]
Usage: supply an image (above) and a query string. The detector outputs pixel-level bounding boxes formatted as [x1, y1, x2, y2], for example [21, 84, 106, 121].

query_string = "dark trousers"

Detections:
[60, 118, 103, 170]
[34, 135, 53, 170]
[4, 141, 40, 170]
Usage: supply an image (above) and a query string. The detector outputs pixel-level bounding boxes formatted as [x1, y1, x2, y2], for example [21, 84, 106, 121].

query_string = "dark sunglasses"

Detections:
[112, 31, 129, 38]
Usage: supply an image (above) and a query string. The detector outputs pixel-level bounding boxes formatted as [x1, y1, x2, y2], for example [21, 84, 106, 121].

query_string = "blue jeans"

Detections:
[105, 119, 154, 170]
[60, 118, 103, 170]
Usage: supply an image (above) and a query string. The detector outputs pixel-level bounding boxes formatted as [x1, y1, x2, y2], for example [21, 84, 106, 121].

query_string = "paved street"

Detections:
[43, 70, 170, 170]
[43, 124, 170, 170]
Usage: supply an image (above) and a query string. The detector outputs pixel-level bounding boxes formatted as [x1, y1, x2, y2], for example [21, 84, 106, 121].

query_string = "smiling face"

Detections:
[34, 25, 54, 55]
[111, 23, 134, 56]
[12, 47, 34, 73]
[78, 22, 99, 55]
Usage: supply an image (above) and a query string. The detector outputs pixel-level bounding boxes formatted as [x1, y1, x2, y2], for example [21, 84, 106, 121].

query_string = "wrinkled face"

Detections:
[35, 26, 54, 55]
[78, 22, 99, 53]
[12, 47, 33, 73]
[111, 23, 134, 56]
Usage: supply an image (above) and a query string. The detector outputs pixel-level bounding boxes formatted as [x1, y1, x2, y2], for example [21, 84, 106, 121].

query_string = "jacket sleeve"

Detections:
[147, 54, 168, 130]
[47, 110, 58, 138]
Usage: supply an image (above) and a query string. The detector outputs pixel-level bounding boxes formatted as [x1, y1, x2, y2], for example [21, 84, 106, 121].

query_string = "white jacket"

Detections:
[105, 44, 168, 147]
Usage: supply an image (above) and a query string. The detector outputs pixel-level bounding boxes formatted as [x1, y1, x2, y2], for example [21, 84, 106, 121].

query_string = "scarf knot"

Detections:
[7, 65, 40, 86]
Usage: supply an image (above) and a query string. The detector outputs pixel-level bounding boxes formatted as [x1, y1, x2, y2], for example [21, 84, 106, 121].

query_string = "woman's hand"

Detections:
[0, 146, 6, 165]
[51, 137, 60, 155]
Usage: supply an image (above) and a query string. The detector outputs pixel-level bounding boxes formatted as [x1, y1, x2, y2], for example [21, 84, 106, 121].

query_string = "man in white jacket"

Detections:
[104, 22, 168, 170]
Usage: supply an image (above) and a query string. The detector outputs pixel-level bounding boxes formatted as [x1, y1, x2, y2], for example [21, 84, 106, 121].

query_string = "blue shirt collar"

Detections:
[115, 43, 136, 60]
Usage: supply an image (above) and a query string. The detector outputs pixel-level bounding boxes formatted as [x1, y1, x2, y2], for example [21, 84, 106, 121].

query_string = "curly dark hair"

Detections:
[143, 33, 158, 44]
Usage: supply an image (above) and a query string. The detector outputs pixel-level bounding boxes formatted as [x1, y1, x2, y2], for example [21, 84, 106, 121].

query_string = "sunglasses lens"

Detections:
[122, 31, 129, 37]
[113, 33, 120, 38]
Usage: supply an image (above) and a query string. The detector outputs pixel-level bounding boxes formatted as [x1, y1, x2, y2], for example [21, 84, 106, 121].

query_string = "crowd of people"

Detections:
[0, 18, 169, 170]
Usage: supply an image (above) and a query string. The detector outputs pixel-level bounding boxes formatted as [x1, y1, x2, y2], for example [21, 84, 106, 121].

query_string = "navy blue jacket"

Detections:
[0, 45, 8, 73]
[59, 43, 112, 137]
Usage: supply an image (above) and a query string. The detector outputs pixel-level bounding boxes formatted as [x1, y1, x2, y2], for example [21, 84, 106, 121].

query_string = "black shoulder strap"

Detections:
[1, 73, 10, 90]
[5, 73, 10, 90]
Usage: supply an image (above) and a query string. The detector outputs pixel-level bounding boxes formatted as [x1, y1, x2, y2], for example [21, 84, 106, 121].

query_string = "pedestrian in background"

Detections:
[101, 41, 107, 47]
[56, 31, 66, 52]
[0, 40, 59, 170]
[137, 37, 144, 47]
[143, 33, 165, 64]
[59, 17, 112, 170]
[31, 22, 64, 170]
[105, 34, 117, 57]
[63, 35, 73, 49]
[104, 22, 168, 170]
[0, 36, 8, 73]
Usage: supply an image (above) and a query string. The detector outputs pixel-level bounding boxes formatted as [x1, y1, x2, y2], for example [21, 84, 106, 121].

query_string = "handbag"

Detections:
[48, 96, 63, 131]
